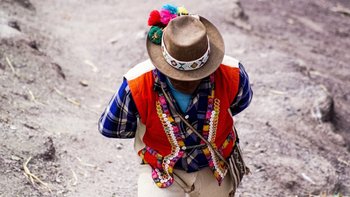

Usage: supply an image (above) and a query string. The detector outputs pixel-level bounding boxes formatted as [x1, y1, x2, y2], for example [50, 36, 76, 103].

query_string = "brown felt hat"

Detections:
[146, 15, 225, 81]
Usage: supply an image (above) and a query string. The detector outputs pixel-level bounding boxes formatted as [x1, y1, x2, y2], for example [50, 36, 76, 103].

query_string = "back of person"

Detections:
[99, 4, 253, 197]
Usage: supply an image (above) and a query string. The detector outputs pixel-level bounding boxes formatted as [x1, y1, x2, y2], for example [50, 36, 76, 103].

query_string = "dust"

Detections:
[0, 0, 349, 196]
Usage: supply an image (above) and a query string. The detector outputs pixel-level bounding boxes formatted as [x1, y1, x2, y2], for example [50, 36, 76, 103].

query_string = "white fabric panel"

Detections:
[124, 59, 155, 80]
[222, 55, 240, 68]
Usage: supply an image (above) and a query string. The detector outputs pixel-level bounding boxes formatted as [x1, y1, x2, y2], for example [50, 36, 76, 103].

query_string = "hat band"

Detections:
[161, 35, 210, 71]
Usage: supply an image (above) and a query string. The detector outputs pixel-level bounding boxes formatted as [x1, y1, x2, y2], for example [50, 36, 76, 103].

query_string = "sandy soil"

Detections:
[0, 0, 349, 196]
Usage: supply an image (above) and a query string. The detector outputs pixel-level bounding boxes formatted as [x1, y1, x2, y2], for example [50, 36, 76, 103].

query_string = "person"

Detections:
[99, 4, 253, 197]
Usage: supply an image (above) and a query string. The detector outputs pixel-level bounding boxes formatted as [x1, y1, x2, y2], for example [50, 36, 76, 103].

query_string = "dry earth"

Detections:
[0, 0, 349, 196]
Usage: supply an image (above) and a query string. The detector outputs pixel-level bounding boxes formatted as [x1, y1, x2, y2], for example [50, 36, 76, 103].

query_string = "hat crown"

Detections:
[164, 16, 208, 61]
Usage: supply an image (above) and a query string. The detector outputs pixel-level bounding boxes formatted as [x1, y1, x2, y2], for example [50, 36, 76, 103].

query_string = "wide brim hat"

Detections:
[146, 15, 225, 81]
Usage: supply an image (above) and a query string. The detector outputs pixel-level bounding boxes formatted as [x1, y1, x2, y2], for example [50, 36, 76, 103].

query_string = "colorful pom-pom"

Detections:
[177, 6, 188, 15]
[148, 10, 161, 26]
[148, 26, 163, 45]
[162, 4, 178, 14]
[160, 9, 177, 25]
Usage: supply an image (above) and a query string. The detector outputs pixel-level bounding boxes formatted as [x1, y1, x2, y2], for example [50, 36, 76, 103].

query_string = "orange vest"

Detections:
[125, 56, 240, 188]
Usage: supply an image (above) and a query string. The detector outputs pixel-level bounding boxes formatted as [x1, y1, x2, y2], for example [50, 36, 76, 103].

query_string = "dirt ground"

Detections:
[0, 0, 349, 196]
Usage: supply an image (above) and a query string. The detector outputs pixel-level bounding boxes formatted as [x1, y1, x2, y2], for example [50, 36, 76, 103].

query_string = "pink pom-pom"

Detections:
[160, 9, 177, 25]
[152, 171, 158, 179]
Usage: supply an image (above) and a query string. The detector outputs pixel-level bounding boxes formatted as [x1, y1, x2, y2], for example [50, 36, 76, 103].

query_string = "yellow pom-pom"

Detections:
[177, 6, 188, 15]
[156, 182, 163, 187]
[178, 141, 185, 147]
[168, 117, 174, 122]
[203, 125, 209, 131]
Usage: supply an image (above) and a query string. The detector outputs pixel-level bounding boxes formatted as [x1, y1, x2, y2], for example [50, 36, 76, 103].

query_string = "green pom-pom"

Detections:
[148, 26, 163, 45]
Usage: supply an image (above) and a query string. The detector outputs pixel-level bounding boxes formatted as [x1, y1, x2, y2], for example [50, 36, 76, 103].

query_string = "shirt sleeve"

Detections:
[98, 78, 138, 138]
[230, 63, 253, 116]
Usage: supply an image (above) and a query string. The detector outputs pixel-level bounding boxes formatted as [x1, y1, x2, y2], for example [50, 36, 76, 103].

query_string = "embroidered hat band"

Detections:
[161, 34, 210, 71]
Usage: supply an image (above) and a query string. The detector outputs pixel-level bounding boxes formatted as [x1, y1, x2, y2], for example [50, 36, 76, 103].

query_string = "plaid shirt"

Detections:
[99, 63, 253, 172]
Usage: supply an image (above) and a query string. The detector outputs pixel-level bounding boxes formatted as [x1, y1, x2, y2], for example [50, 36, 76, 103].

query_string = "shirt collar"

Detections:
[152, 69, 213, 95]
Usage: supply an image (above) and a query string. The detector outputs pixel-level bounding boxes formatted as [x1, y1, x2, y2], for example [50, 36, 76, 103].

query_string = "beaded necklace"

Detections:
[200, 75, 227, 183]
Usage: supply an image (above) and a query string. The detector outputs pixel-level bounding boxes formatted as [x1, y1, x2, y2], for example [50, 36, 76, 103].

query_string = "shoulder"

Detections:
[124, 59, 155, 81]
[221, 55, 240, 68]
[124, 59, 155, 99]
[216, 55, 240, 77]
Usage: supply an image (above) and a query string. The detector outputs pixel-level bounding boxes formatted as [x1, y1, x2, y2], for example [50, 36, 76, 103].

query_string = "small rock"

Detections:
[254, 142, 260, 148]
[11, 155, 21, 161]
[56, 177, 62, 183]
[8, 20, 21, 31]
[79, 80, 88, 87]
[0, 114, 9, 124]
[112, 193, 119, 197]
[285, 181, 297, 190]
[255, 165, 265, 172]
[10, 125, 17, 130]
[23, 122, 40, 130]
[225, 0, 252, 31]
[51, 63, 66, 79]
[39, 137, 56, 161]
[116, 143, 123, 150]
[108, 34, 122, 44]
[28, 40, 39, 51]
[231, 0, 248, 20]
[330, 5, 350, 16]
[311, 88, 333, 122]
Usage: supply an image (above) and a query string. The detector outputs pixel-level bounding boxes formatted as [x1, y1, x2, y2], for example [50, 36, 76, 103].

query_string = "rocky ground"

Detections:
[0, 0, 349, 196]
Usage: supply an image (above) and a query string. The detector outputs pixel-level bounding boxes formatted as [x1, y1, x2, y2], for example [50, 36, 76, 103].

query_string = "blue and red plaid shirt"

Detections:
[99, 62, 253, 172]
